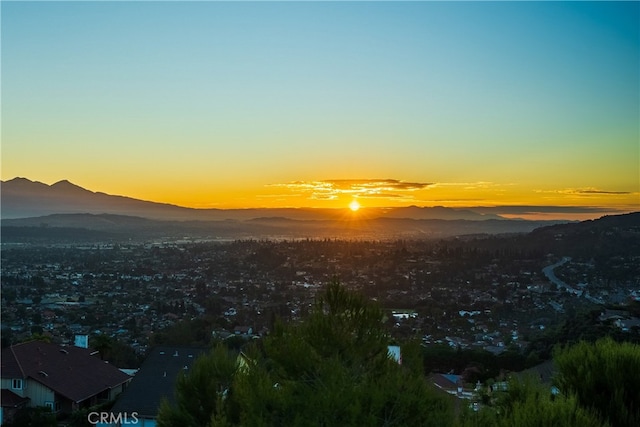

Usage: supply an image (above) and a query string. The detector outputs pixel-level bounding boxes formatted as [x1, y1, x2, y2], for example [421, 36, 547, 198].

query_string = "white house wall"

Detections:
[24, 379, 55, 408]
[109, 383, 127, 401]
[1, 379, 25, 398]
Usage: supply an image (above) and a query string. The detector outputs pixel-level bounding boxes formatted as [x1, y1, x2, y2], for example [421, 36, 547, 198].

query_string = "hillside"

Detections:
[1, 213, 567, 243]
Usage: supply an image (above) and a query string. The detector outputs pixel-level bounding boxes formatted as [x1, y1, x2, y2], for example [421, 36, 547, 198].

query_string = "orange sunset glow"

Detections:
[1, 1, 637, 221]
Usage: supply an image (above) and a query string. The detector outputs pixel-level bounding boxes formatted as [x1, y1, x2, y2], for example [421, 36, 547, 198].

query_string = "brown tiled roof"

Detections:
[430, 373, 461, 391]
[1, 341, 131, 403]
[0, 346, 25, 379]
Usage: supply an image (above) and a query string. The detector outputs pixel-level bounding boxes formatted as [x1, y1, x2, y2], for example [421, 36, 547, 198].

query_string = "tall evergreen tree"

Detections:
[157, 279, 454, 426]
[553, 337, 640, 427]
[460, 376, 607, 427]
[157, 344, 237, 427]
[229, 279, 454, 426]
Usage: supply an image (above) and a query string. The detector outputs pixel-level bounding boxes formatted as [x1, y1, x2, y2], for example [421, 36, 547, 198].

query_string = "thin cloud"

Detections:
[420, 198, 488, 203]
[309, 193, 339, 201]
[536, 187, 633, 196]
[255, 193, 304, 199]
[323, 179, 433, 191]
[429, 181, 495, 188]
[576, 190, 631, 195]
[267, 179, 433, 201]
[358, 193, 404, 199]
[470, 205, 621, 214]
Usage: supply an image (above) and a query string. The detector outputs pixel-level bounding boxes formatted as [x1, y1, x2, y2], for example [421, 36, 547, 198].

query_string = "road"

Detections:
[542, 257, 581, 295]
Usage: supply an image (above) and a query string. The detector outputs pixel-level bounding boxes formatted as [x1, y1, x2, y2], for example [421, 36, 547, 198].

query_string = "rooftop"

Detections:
[1, 340, 131, 403]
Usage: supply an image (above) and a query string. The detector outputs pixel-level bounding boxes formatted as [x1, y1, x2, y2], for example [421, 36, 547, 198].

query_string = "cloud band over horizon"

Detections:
[268, 179, 433, 201]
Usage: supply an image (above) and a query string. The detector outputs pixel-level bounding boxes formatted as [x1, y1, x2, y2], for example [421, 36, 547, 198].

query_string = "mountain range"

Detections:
[1, 177, 504, 221]
[0, 177, 592, 241]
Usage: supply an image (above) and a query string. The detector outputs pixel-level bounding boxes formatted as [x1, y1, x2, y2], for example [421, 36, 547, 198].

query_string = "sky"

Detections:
[2, 1, 639, 219]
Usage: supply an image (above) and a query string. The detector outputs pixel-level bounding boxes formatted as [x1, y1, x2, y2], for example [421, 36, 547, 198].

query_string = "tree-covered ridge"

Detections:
[156, 282, 640, 427]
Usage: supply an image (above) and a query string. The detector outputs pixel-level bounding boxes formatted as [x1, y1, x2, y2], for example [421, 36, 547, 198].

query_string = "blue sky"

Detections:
[2, 1, 638, 216]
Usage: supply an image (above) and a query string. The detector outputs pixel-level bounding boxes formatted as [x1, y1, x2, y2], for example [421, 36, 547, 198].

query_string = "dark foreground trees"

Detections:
[461, 337, 640, 427]
[2, 408, 57, 427]
[157, 281, 640, 427]
[553, 337, 640, 427]
[158, 280, 454, 427]
[157, 344, 237, 426]
[460, 375, 606, 427]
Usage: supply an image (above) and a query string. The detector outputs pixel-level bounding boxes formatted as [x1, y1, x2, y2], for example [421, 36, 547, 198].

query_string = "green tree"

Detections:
[231, 280, 454, 426]
[23, 333, 51, 344]
[498, 385, 605, 426]
[4, 407, 57, 427]
[104, 338, 143, 368]
[553, 337, 640, 427]
[1, 328, 14, 348]
[157, 344, 237, 427]
[90, 334, 112, 361]
[29, 325, 43, 335]
[151, 318, 212, 347]
[158, 280, 454, 426]
[460, 376, 606, 427]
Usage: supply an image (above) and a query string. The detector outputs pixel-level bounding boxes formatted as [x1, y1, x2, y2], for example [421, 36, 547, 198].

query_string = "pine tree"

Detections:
[157, 344, 237, 427]
[460, 375, 607, 427]
[553, 337, 640, 427]
[228, 279, 454, 426]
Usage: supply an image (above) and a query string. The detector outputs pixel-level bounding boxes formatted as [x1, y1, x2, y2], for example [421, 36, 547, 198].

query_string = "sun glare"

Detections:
[349, 200, 360, 212]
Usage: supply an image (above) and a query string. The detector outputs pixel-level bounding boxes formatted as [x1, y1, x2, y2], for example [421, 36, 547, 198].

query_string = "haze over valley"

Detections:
[1, 177, 593, 242]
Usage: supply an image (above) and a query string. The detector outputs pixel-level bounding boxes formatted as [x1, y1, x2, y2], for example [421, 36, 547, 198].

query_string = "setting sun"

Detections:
[2, 2, 637, 220]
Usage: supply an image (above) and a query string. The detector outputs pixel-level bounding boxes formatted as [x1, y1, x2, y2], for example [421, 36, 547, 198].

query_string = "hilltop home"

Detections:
[107, 347, 207, 427]
[0, 340, 131, 423]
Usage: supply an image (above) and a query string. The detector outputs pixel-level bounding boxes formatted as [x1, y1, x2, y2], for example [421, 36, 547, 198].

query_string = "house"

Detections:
[0, 389, 29, 425]
[511, 360, 559, 396]
[615, 317, 640, 332]
[233, 326, 253, 336]
[106, 346, 207, 427]
[387, 345, 402, 365]
[0, 340, 131, 419]
[430, 374, 463, 396]
[516, 360, 556, 384]
[430, 373, 475, 399]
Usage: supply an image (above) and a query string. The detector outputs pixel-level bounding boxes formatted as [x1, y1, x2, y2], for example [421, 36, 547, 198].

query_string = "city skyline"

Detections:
[2, 1, 638, 218]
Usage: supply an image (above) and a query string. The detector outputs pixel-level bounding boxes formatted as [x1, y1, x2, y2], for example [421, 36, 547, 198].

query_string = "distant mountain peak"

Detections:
[52, 179, 81, 187]
[1, 177, 50, 190]
[50, 179, 93, 193]
[4, 177, 39, 184]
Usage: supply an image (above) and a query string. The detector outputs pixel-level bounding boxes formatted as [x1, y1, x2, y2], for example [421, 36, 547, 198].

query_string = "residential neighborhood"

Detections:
[2, 238, 638, 359]
[1, 219, 639, 424]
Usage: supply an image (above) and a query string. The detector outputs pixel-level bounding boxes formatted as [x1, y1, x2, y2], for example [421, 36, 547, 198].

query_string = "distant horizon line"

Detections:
[2, 176, 637, 222]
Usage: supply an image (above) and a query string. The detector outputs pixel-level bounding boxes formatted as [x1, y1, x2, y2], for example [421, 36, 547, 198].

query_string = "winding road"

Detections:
[542, 257, 581, 295]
